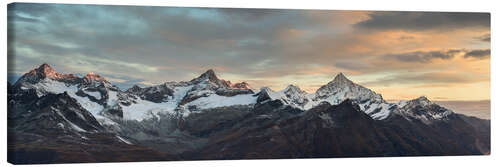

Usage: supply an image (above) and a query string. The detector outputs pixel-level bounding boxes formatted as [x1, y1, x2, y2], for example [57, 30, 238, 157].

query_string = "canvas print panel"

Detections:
[7, 3, 490, 164]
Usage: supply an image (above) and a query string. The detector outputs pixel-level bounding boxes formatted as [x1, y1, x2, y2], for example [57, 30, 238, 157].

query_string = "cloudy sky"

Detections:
[7, 3, 490, 101]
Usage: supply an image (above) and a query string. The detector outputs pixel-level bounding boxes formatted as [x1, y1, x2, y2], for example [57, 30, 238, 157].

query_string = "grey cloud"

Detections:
[7, 3, 491, 90]
[355, 11, 490, 31]
[361, 72, 488, 87]
[7, 3, 351, 82]
[386, 50, 460, 63]
[8, 3, 54, 16]
[464, 49, 490, 59]
[478, 33, 490, 42]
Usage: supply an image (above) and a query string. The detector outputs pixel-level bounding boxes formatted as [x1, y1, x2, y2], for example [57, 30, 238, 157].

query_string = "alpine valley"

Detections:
[7, 64, 490, 164]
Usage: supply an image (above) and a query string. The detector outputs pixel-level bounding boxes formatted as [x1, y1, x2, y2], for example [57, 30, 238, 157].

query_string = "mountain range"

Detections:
[7, 63, 490, 164]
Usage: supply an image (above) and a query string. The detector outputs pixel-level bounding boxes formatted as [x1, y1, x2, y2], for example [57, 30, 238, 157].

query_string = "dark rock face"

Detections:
[8, 132, 177, 164]
[8, 82, 13, 94]
[10, 92, 103, 133]
[126, 84, 174, 103]
[215, 89, 254, 97]
[7, 92, 177, 164]
[184, 100, 489, 160]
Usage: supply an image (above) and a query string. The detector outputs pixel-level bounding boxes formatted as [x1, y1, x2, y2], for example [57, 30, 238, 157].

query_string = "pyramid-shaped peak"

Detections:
[189, 69, 233, 88]
[35, 63, 56, 74]
[198, 69, 219, 80]
[333, 72, 350, 82]
[190, 69, 224, 84]
[25, 63, 65, 79]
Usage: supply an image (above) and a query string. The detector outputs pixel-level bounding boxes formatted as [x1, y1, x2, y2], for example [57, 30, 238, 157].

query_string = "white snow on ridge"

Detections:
[30, 79, 78, 97]
[260, 85, 396, 120]
[29, 79, 105, 115]
[362, 102, 394, 120]
[26, 79, 117, 125]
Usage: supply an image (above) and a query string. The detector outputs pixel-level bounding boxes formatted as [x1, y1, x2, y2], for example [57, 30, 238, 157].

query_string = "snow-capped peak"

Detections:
[283, 84, 307, 96]
[315, 73, 383, 103]
[396, 96, 453, 124]
[332, 72, 351, 84]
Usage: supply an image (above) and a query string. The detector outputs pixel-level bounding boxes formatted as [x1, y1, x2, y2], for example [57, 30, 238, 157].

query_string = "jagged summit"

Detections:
[331, 72, 355, 85]
[409, 96, 433, 106]
[333, 72, 349, 81]
[15, 63, 78, 85]
[315, 72, 384, 104]
[83, 72, 109, 84]
[36, 63, 55, 73]
[192, 69, 219, 82]
[31, 63, 63, 78]
[232, 81, 252, 89]
[284, 84, 307, 94]
[188, 69, 255, 91]
[14, 63, 114, 89]
[189, 69, 230, 88]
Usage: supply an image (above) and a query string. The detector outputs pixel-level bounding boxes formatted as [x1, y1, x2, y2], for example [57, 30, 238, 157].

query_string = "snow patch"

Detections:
[85, 91, 101, 100]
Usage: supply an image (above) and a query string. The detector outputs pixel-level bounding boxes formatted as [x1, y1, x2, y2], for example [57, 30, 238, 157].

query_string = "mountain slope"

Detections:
[7, 63, 490, 163]
[186, 100, 487, 159]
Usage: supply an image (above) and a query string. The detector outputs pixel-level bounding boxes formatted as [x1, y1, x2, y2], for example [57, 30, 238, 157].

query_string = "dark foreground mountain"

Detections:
[7, 64, 490, 164]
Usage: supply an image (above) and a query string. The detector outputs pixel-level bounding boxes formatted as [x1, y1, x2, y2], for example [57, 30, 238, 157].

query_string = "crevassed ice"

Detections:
[118, 85, 193, 121]
[186, 93, 257, 110]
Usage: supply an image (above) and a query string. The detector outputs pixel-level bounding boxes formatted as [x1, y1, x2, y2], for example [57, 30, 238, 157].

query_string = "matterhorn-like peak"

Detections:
[189, 69, 234, 89]
[332, 72, 353, 84]
[199, 69, 218, 80]
[190, 69, 220, 83]
[32, 63, 59, 78]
